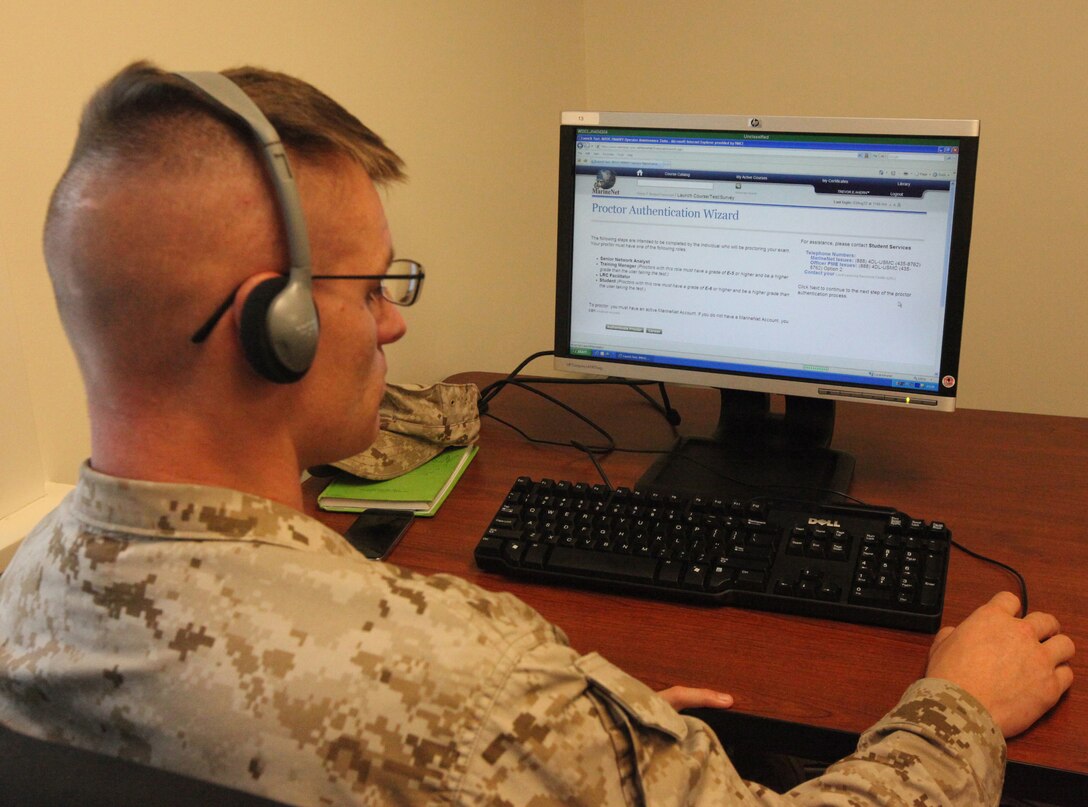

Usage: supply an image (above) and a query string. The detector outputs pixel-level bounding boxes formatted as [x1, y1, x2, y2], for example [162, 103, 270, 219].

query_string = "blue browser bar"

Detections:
[576, 133, 950, 154]
[585, 349, 938, 392]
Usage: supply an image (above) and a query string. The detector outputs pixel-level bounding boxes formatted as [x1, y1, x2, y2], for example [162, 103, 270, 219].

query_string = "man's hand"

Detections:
[657, 686, 734, 711]
[926, 591, 1075, 737]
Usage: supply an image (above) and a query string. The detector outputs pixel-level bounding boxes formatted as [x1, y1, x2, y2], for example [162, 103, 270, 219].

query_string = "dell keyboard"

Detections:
[474, 476, 951, 632]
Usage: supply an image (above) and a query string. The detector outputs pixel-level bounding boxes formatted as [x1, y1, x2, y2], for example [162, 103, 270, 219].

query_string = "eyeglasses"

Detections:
[313, 259, 424, 307]
[191, 259, 424, 344]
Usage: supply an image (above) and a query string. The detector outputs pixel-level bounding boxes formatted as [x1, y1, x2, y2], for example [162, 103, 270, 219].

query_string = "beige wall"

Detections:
[0, 232, 45, 516]
[1, 0, 1084, 494]
[583, 0, 1088, 418]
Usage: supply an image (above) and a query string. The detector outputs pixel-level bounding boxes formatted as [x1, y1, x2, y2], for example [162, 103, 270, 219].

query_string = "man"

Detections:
[0, 61, 1075, 805]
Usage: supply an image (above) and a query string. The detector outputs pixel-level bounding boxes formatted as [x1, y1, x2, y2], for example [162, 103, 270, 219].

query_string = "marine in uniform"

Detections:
[0, 60, 1073, 806]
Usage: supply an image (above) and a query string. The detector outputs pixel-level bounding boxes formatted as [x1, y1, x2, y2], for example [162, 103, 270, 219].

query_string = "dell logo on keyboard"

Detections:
[807, 517, 842, 528]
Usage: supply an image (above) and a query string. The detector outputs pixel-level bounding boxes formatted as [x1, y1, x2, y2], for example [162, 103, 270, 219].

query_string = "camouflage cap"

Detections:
[331, 382, 480, 480]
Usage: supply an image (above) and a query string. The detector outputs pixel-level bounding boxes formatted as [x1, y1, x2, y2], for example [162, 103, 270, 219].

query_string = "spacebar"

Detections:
[544, 548, 658, 582]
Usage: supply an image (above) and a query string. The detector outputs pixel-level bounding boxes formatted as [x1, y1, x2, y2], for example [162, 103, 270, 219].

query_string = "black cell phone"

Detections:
[342, 509, 414, 560]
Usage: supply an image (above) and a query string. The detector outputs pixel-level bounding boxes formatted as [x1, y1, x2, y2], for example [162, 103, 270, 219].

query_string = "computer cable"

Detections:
[571, 440, 615, 491]
[483, 354, 1029, 617]
[486, 378, 618, 454]
[949, 538, 1029, 616]
[478, 350, 682, 428]
[657, 453, 1031, 617]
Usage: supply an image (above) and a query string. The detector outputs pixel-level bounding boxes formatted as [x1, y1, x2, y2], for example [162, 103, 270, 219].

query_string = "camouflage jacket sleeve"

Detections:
[459, 635, 1005, 807]
[774, 678, 1005, 806]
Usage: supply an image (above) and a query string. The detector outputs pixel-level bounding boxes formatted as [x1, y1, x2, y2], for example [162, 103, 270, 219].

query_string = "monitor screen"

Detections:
[553, 112, 979, 496]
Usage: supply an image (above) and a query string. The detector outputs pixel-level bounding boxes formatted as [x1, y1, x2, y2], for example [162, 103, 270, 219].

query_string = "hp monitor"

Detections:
[554, 112, 979, 498]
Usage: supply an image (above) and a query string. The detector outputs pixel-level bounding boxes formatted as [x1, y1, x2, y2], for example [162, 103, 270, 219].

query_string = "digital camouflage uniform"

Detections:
[0, 464, 1006, 806]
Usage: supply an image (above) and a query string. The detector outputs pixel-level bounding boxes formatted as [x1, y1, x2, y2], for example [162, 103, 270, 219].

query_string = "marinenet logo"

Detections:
[565, 359, 606, 373]
[593, 168, 620, 195]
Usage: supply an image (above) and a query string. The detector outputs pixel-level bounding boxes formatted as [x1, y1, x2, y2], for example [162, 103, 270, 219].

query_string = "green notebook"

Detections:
[317, 445, 478, 517]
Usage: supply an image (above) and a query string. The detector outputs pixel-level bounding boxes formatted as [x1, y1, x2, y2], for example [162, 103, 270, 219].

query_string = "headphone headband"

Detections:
[174, 71, 319, 381]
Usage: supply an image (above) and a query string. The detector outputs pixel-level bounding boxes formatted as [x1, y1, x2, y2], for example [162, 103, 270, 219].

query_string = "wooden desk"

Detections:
[304, 372, 1087, 802]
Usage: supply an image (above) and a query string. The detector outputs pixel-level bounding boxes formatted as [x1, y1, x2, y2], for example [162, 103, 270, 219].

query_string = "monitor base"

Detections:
[637, 389, 855, 501]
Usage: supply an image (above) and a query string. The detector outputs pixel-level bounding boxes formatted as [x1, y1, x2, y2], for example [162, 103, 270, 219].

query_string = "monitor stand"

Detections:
[637, 389, 854, 502]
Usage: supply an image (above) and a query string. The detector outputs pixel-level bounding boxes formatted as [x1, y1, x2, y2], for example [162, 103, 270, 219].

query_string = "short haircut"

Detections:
[46, 59, 404, 235]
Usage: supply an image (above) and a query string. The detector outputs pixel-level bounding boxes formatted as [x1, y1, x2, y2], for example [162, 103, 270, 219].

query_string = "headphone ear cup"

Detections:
[239, 276, 307, 384]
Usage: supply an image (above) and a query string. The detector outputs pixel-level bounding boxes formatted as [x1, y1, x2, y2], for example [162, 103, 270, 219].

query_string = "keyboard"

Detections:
[474, 476, 951, 632]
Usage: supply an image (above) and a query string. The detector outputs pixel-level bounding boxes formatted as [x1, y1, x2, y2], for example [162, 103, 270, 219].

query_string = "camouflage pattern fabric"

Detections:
[332, 382, 480, 481]
[0, 463, 1005, 805]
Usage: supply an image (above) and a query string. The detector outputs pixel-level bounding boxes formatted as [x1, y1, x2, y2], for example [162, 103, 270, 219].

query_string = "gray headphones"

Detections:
[176, 71, 319, 383]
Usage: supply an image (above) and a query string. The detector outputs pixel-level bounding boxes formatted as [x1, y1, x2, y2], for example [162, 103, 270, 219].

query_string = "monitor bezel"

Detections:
[554, 111, 980, 413]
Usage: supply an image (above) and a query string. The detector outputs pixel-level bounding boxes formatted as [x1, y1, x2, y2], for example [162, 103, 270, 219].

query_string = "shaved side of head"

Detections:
[43, 61, 405, 396]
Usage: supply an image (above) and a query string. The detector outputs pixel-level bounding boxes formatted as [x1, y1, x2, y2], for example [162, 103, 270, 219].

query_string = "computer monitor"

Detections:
[554, 111, 979, 499]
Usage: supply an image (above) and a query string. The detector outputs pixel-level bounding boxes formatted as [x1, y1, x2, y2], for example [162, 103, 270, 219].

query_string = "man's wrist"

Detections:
[867, 677, 1006, 804]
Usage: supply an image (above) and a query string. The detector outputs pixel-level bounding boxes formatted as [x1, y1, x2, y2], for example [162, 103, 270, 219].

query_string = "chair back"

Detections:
[0, 720, 289, 807]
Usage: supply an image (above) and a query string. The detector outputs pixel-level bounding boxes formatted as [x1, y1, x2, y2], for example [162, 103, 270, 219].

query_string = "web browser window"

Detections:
[568, 128, 964, 393]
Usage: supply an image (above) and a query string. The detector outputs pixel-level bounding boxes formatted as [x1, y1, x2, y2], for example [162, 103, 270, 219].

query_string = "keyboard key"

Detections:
[735, 569, 767, 591]
[707, 566, 734, 592]
[682, 564, 708, 591]
[851, 586, 892, 604]
[817, 582, 841, 601]
[657, 559, 683, 585]
[723, 557, 769, 572]
[920, 580, 941, 608]
[486, 526, 522, 541]
[503, 541, 527, 564]
[547, 547, 658, 583]
[475, 535, 504, 561]
[924, 553, 944, 581]
[731, 543, 772, 560]
[523, 543, 549, 569]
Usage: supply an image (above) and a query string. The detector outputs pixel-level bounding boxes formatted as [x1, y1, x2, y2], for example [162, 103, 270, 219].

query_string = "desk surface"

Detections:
[304, 372, 1087, 785]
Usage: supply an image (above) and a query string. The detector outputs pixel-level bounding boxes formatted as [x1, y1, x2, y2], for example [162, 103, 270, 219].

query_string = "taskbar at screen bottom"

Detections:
[569, 347, 941, 394]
